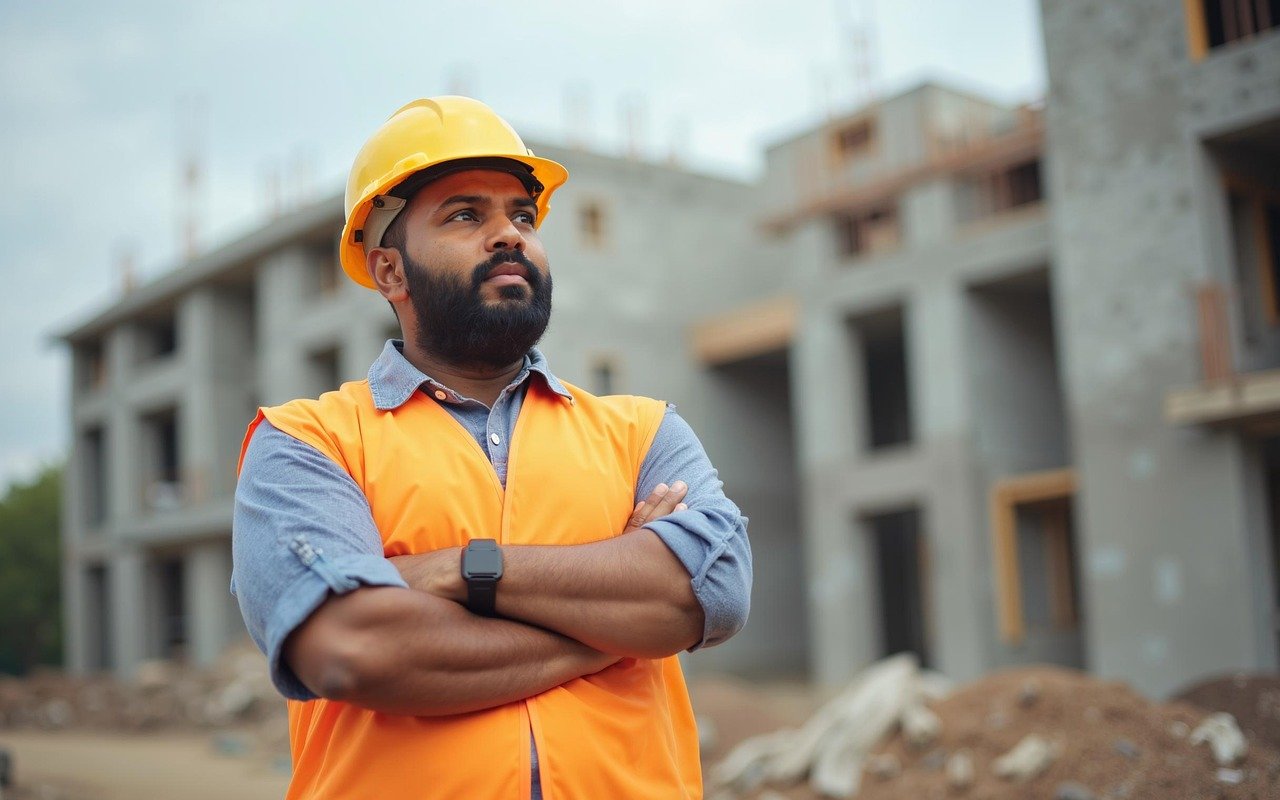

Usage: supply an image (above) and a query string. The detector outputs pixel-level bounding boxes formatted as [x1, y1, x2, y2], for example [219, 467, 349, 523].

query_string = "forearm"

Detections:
[400, 531, 704, 659]
[284, 586, 615, 716]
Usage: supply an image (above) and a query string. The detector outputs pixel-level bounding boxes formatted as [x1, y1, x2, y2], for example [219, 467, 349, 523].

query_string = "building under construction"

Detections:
[59, 1, 1280, 698]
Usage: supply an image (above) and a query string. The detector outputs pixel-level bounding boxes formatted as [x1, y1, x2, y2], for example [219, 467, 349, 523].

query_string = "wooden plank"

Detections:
[690, 295, 797, 366]
[1185, 0, 1210, 61]
[1196, 283, 1235, 383]
[990, 483, 1025, 644]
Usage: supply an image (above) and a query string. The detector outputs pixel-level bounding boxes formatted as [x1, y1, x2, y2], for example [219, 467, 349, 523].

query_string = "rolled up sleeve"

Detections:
[638, 407, 752, 650]
[232, 420, 407, 700]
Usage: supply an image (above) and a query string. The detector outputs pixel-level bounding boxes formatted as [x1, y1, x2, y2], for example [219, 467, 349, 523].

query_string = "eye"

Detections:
[449, 209, 479, 222]
[513, 211, 536, 225]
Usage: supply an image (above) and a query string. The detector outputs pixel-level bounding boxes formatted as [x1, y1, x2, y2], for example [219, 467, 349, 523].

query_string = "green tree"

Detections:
[0, 464, 63, 674]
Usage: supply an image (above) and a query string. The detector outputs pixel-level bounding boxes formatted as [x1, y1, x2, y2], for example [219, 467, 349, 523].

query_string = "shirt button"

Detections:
[490, 433, 501, 446]
[433, 390, 447, 401]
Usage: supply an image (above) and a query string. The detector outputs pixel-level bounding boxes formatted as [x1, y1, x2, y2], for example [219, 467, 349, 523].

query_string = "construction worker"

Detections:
[230, 97, 751, 799]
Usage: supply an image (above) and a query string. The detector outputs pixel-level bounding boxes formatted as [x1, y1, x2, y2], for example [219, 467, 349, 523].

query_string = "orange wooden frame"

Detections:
[989, 468, 1077, 644]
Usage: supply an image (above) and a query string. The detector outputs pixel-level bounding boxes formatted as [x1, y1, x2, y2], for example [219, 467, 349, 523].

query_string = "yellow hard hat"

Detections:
[340, 96, 569, 289]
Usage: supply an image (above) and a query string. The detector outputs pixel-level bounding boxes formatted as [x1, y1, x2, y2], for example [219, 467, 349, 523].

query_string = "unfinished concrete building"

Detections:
[59, 2, 1280, 701]
[57, 143, 804, 680]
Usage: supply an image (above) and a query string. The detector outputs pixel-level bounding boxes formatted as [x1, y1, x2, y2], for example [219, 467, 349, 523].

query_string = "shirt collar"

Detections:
[367, 340, 574, 411]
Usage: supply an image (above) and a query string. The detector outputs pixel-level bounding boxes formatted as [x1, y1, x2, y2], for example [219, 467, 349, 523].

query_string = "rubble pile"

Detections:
[706, 656, 1280, 800]
[0, 640, 286, 753]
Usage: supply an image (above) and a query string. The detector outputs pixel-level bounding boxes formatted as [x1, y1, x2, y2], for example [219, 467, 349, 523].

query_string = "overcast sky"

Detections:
[0, 0, 1045, 489]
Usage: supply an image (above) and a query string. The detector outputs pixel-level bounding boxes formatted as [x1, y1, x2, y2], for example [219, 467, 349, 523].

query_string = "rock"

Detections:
[1168, 720, 1190, 739]
[866, 752, 901, 779]
[945, 750, 974, 790]
[1190, 713, 1248, 766]
[134, 660, 172, 691]
[40, 699, 71, 728]
[920, 748, 948, 771]
[1111, 738, 1140, 760]
[696, 715, 718, 753]
[993, 735, 1058, 781]
[1054, 781, 1095, 800]
[1214, 768, 1244, 785]
[1017, 679, 1041, 708]
[901, 702, 941, 747]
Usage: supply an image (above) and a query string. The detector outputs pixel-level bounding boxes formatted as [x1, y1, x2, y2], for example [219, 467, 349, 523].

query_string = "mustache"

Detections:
[470, 249, 542, 291]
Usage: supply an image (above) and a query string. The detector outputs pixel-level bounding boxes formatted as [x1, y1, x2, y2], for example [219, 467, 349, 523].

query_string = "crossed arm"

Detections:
[281, 483, 699, 716]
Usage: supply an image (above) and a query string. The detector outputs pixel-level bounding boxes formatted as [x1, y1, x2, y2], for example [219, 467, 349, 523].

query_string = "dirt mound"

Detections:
[703, 665, 1280, 800]
[1173, 673, 1280, 753]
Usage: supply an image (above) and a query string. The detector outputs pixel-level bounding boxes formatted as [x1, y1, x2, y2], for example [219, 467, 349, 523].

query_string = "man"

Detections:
[231, 96, 751, 800]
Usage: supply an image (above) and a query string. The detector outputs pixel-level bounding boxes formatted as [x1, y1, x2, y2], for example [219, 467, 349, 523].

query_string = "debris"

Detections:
[900, 702, 940, 747]
[919, 749, 947, 771]
[993, 735, 1057, 781]
[1017, 679, 1041, 708]
[1053, 781, 1094, 800]
[1168, 720, 1190, 739]
[1110, 738, 1140, 760]
[944, 750, 974, 790]
[865, 753, 900, 780]
[1190, 712, 1248, 766]
[1215, 767, 1244, 784]
[697, 715, 719, 753]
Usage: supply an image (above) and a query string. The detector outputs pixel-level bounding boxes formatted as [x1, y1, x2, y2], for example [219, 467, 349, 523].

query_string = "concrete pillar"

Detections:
[185, 541, 235, 666]
[255, 247, 314, 406]
[907, 282, 987, 681]
[106, 326, 144, 522]
[180, 288, 256, 503]
[794, 307, 872, 686]
[61, 561, 89, 674]
[108, 549, 147, 679]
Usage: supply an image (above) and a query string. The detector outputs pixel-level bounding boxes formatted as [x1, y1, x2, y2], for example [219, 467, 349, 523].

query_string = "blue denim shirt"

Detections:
[231, 342, 752, 793]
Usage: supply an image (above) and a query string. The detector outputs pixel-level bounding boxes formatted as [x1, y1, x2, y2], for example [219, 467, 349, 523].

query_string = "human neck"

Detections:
[400, 340, 526, 408]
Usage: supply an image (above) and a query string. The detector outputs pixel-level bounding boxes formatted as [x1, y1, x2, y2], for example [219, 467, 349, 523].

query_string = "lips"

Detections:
[485, 261, 530, 281]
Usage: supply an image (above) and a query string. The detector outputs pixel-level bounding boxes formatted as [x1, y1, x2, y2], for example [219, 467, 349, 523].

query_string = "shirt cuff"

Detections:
[264, 552, 409, 700]
[645, 514, 750, 652]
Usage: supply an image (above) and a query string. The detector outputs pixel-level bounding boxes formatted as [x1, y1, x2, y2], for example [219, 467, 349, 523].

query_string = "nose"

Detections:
[485, 215, 525, 254]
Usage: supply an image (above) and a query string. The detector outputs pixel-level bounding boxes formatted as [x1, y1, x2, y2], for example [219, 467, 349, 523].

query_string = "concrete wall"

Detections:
[1039, 0, 1280, 695]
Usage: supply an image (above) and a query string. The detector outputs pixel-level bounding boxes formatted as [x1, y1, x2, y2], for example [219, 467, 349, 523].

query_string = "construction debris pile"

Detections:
[704, 655, 1280, 800]
[0, 641, 288, 759]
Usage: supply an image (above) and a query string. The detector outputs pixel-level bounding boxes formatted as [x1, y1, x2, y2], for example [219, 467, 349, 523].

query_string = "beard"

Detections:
[403, 249, 553, 369]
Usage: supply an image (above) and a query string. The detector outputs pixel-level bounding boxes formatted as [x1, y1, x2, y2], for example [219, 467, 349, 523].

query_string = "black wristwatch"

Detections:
[461, 539, 503, 617]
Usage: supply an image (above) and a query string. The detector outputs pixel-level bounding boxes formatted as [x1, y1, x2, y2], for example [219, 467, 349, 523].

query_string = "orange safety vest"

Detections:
[237, 377, 703, 800]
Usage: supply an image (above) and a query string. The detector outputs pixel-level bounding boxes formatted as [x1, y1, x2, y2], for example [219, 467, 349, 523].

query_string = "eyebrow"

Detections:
[439, 194, 538, 211]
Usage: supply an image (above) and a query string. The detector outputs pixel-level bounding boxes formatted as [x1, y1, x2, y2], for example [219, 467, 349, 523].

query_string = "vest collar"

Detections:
[367, 340, 573, 411]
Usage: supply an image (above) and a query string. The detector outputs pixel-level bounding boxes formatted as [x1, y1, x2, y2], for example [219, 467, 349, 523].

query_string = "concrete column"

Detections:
[255, 247, 314, 406]
[106, 326, 142, 522]
[108, 548, 147, 679]
[185, 541, 235, 666]
[907, 282, 987, 681]
[61, 560, 89, 674]
[794, 307, 871, 685]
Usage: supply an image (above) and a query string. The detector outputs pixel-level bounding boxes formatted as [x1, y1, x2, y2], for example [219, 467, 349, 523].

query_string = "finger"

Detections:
[675, 503, 688, 512]
[648, 481, 687, 520]
[627, 484, 669, 529]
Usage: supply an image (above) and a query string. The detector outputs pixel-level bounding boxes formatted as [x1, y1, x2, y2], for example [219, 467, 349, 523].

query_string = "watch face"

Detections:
[463, 547, 503, 579]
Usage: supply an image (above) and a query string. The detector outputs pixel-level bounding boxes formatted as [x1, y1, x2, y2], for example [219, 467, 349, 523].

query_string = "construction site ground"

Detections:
[3, 655, 1279, 799]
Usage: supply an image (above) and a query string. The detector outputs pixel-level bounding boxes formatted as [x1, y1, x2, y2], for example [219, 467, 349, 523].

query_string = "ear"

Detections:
[368, 247, 409, 303]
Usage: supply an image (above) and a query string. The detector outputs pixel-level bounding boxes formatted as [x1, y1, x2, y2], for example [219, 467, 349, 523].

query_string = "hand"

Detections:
[389, 548, 465, 602]
[623, 481, 688, 533]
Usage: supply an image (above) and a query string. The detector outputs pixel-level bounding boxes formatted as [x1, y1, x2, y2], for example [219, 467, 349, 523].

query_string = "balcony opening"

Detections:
[834, 204, 901, 259]
[137, 314, 178, 363]
[306, 346, 342, 397]
[141, 407, 182, 511]
[847, 306, 913, 452]
[86, 564, 112, 672]
[1262, 436, 1280, 663]
[958, 159, 1043, 223]
[832, 118, 876, 160]
[152, 555, 188, 661]
[579, 200, 607, 250]
[865, 507, 930, 667]
[1196, 0, 1279, 52]
[75, 340, 108, 392]
[82, 426, 108, 528]
[309, 241, 342, 296]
